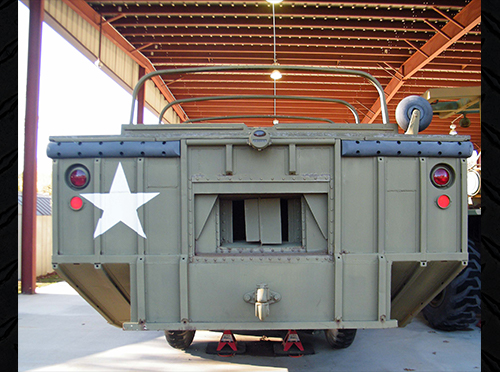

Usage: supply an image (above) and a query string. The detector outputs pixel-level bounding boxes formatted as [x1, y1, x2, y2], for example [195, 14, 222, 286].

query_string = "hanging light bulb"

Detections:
[268, 1, 282, 80]
[270, 69, 282, 80]
[267, 0, 283, 122]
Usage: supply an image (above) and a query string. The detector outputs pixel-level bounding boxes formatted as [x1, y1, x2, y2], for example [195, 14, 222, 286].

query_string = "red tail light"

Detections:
[431, 166, 452, 187]
[70, 196, 84, 210]
[70, 169, 87, 187]
[67, 165, 90, 189]
[437, 194, 451, 209]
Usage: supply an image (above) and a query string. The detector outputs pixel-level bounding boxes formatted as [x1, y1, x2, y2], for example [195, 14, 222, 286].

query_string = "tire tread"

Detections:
[422, 239, 481, 331]
[324, 329, 357, 349]
[165, 330, 196, 350]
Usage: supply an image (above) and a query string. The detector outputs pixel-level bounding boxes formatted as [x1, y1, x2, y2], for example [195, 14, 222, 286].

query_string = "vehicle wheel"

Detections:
[395, 95, 433, 132]
[422, 239, 481, 331]
[324, 329, 357, 349]
[164, 330, 196, 350]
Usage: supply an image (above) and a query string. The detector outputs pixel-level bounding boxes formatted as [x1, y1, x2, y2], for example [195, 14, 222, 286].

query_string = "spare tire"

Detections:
[422, 239, 481, 331]
[395, 95, 433, 132]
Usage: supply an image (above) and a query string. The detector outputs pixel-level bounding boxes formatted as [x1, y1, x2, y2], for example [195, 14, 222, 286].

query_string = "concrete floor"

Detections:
[19, 282, 480, 372]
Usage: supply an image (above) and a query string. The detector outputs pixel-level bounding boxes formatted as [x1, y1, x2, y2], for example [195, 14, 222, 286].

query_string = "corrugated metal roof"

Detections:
[24, 0, 481, 146]
[79, 0, 480, 147]
[18, 192, 52, 216]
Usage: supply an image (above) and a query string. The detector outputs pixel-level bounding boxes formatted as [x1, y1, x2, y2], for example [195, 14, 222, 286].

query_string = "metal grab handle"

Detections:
[130, 65, 389, 125]
[158, 95, 360, 124]
[184, 114, 335, 124]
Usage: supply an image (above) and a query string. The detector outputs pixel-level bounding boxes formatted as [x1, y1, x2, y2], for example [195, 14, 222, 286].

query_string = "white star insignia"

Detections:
[81, 162, 159, 239]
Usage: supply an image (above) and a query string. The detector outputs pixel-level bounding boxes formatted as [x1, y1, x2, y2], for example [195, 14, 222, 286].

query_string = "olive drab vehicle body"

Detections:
[48, 66, 472, 347]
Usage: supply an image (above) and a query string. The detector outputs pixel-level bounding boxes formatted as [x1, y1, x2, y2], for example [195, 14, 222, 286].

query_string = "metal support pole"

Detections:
[137, 66, 145, 124]
[21, 0, 44, 294]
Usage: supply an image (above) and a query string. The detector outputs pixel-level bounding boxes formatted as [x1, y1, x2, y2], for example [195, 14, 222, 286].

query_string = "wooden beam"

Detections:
[60, 0, 187, 121]
[361, 0, 480, 124]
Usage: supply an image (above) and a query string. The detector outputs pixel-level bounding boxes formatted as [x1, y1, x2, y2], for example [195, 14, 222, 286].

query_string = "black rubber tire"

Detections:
[324, 329, 357, 349]
[395, 95, 433, 132]
[422, 239, 481, 331]
[164, 330, 196, 350]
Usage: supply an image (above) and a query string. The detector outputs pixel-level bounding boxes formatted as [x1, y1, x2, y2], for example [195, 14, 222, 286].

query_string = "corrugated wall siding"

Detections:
[42, 0, 180, 124]
[18, 210, 53, 280]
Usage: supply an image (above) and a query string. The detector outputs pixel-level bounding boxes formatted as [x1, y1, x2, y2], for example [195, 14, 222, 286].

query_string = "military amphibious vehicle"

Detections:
[48, 66, 474, 354]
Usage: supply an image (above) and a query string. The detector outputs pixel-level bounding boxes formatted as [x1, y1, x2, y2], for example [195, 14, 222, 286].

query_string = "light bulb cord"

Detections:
[272, 4, 277, 64]
[274, 79, 277, 116]
[272, 3, 277, 117]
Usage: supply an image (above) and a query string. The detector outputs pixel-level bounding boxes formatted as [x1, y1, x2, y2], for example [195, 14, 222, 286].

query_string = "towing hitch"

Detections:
[244, 284, 281, 321]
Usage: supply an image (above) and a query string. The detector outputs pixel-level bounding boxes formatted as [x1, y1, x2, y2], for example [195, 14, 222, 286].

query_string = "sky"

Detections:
[18, 1, 158, 177]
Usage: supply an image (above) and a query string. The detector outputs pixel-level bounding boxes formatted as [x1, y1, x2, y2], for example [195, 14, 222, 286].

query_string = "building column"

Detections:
[21, 0, 44, 294]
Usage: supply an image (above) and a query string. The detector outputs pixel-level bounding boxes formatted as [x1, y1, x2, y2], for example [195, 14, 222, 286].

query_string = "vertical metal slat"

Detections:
[179, 140, 189, 322]
[93, 158, 102, 261]
[419, 158, 428, 257]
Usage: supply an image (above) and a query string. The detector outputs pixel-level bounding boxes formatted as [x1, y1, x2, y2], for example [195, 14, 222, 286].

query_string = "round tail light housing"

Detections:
[437, 194, 451, 209]
[66, 165, 90, 189]
[70, 196, 84, 210]
[431, 165, 453, 188]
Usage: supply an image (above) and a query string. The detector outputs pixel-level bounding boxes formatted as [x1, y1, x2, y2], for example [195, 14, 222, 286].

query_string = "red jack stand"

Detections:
[280, 330, 304, 357]
[216, 330, 238, 356]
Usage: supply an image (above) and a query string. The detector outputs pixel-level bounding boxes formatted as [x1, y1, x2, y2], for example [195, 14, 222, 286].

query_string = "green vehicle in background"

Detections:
[48, 66, 479, 354]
